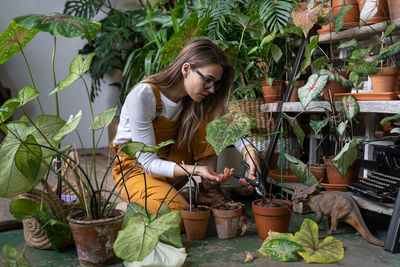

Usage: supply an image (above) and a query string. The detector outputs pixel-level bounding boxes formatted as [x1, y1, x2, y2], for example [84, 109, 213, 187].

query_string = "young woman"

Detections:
[111, 38, 259, 214]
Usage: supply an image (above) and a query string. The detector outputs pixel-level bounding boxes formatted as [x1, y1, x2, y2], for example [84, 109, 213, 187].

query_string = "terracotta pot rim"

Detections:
[182, 205, 211, 212]
[371, 66, 400, 76]
[252, 198, 292, 208]
[67, 209, 126, 226]
[211, 203, 242, 210]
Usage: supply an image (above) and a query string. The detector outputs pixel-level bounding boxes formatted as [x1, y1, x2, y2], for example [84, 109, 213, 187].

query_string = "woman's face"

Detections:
[182, 63, 223, 103]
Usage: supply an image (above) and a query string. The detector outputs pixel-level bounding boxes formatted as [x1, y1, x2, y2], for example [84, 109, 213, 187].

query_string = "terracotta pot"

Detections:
[358, 0, 389, 24]
[388, 0, 400, 20]
[323, 71, 351, 101]
[261, 81, 282, 103]
[332, 0, 360, 29]
[181, 205, 210, 240]
[67, 209, 125, 266]
[324, 156, 361, 185]
[211, 203, 242, 239]
[284, 80, 305, 102]
[370, 67, 400, 93]
[318, 7, 335, 34]
[310, 164, 327, 183]
[321, 182, 348, 191]
[252, 199, 292, 239]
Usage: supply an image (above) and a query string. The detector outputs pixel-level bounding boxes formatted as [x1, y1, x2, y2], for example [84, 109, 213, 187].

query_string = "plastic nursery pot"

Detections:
[324, 156, 361, 185]
[181, 205, 211, 240]
[252, 199, 292, 239]
[211, 203, 242, 239]
[67, 209, 125, 267]
[370, 67, 400, 93]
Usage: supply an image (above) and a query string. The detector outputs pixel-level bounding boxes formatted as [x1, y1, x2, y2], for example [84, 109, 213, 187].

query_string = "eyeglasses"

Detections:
[193, 68, 220, 90]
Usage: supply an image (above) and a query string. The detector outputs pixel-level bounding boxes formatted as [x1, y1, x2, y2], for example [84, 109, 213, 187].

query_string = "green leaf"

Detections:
[13, 13, 101, 43]
[259, 239, 301, 262]
[310, 117, 329, 135]
[337, 121, 348, 136]
[206, 112, 254, 155]
[335, 4, 353, 32]
[90, 107, 117, 131]
[332, 138, 365, 178]
[53, 110, 82, 142]
[270, 44, 282, 63]
[341, 95, 359, 121]
[50, 53, 95, 95]
[281, 113, 305, 146]
[0, 98, 21, 124]
[319, 69, 352, 88]
[298, 74, 328, 109]
[120, 140, 175, 157]
[122, 202, 149, 229]
[0, 20, 38, 64]
[15, 134, 42, 183]
[338, 39, 360, 50]
[376, 42, 400, 61]
[294, 219, 344, 263]
[380, 114, 400, 127]
[359, 0, 378, 26]
[285, 154, 318, 186]
[2, 244, 31, 267]
[17, 85, 40, 106]
[9, 198, 52, 221]
[291, 4, 324, 37]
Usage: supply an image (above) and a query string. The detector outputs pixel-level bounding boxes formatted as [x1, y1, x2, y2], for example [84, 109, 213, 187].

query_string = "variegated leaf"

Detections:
[359, 0, 379, 26]
[291, 4, 324, 37]
[319, 69, 352, 88]
[310, 117, 329, 135]
[281, 113, 305, 146]
[335, 3, 353, 33]
[337, 121, 348, 136]
[298, 74, 328, 109]
[338, 39, 360, 50]
[285, 154, 318, 186]
[341, 95, 359, 121]
[332, 138, 366, 178]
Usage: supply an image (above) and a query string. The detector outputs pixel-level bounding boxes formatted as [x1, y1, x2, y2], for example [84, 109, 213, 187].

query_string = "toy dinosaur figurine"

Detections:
[292, 182, 384, 247]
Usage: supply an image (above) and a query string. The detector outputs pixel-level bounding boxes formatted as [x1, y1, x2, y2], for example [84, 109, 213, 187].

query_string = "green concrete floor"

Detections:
[1, 199, 400, 267]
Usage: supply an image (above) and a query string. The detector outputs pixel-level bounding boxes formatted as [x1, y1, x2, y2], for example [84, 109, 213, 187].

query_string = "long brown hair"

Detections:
[142, 38, 234, 149]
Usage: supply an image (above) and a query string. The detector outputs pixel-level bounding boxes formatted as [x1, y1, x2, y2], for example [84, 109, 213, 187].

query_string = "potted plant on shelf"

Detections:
[0, 13, 184, 266]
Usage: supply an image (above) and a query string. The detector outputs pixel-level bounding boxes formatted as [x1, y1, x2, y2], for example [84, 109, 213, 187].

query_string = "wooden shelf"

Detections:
[318, 18, 400, 44]
[261, 100, 400, 114]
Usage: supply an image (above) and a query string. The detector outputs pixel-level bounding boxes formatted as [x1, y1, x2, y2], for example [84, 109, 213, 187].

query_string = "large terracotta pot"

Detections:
[67, 209, 125, 266]
[211, 203, 242, 239]
[324, 156, 361, 185]
[332, 0, 360, 29]
[358, 0, 389, 24]
[370, 67, 400, 93]
[388, 0, 400, 21]
[284, 80, 305, 102]
[261, 80, 283, 103]
[323, 71, 351, 101]
[181, 205, 210, 240]
[252, 199, 292, 239]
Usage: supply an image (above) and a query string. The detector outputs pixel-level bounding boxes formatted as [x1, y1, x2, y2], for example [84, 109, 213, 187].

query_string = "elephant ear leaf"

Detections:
[285, 154, 318, 186]
[259, 239, 302, 262]
[341, 95, 359, 121]
[291, 4, 324, 37]
[359, 0, 378, 26]
[294, 218, 344, 263]
[281, 113, 305, 146]
[298, 74, 328, 109]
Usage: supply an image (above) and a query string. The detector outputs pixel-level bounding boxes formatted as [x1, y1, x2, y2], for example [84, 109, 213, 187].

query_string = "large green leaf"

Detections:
[206, 112, 254, 155]
[90, 107, 117, 131]
[17, 85, 40, 106]
[120, 140, 175, 157]
[285, 154, 318, 186]
[31, 115, 65, 158]
[259, 239, 301, 262]
[49, 53, 95, 95]
[332, 138, 365, 178]
[114, 211, 181, 262]
[294, 218, 344, 263]
[0, 20, 38, 64]
[291, 4, 324, 37]
[310, 117, 329, 135]
[9, 199, 52, 221]
[122, 202, 149, 230]
[0, 98, 20, 124]
[53, 110, 82, 142]
[281, 113, 305, 146]
[13, 13, 101, 43]
[359, 0, 378, 26]
[2, 244, 31, 267]
[14, 134, 41, 183]
[298, 74, 328, 109]
[341, 95, 359, 121]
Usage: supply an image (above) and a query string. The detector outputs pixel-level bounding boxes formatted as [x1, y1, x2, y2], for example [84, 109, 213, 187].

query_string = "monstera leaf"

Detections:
[291, 4, 324, 37]
[332, 138, 366, 178]
[341, 95, 359, 121]
[298, 74, 328, 109]
[0, 20, 38, 64]
[293, 218, 344, 263]
[206, 112, 254, 155]
[359, 0, 378, 26]
[120, 140, 175, 157]
[285, 154, 318, 186]
[281, 113, 305, 146]
[13, 13, 100, 43]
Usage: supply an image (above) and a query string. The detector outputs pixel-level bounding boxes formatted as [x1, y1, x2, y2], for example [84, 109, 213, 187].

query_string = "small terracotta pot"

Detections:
[67, 209, 125, 266]
[181, 205, 210, 240]
[323, 71, 351, 101]
[358, 0, 389, 24]
[211, 203, 242, 239]
[332, 0, 360, 29]
[310, 164, 327, 183]
[252, 199, 292, 239]
[324, 156, 361, 185]
[370, 67, 400, 93]
[284, 80, 305, 102]
[262, 81, 282, 103]
[388, 0, 400, 20]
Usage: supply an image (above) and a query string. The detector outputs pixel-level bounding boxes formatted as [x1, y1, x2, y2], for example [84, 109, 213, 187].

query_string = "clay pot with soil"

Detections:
[181, 205, 211, 240]
[211, 203, 242, 239]
[252, 199, 292, 239]
[67, 209, 125, 266]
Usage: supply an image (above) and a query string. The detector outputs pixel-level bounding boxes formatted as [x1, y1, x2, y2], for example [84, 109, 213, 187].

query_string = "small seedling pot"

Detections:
[211, 203, 242, 239]
[181, 205, 211, 240]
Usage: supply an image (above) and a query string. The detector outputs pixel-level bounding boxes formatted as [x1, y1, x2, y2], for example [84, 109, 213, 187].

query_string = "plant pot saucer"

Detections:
[321, 183, 348, 191]
[270, 169, 298, 183]
[335, 92, 399, 100]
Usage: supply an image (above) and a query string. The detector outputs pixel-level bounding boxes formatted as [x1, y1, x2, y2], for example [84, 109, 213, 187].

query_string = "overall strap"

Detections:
[146, 83, 163, 117]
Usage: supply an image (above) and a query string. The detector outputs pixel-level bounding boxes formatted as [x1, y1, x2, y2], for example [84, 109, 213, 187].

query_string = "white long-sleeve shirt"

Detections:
[113, 83, 247, 177]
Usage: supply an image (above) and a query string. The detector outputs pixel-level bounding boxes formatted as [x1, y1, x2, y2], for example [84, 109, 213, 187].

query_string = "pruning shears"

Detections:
[234, 161, 264, 196]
